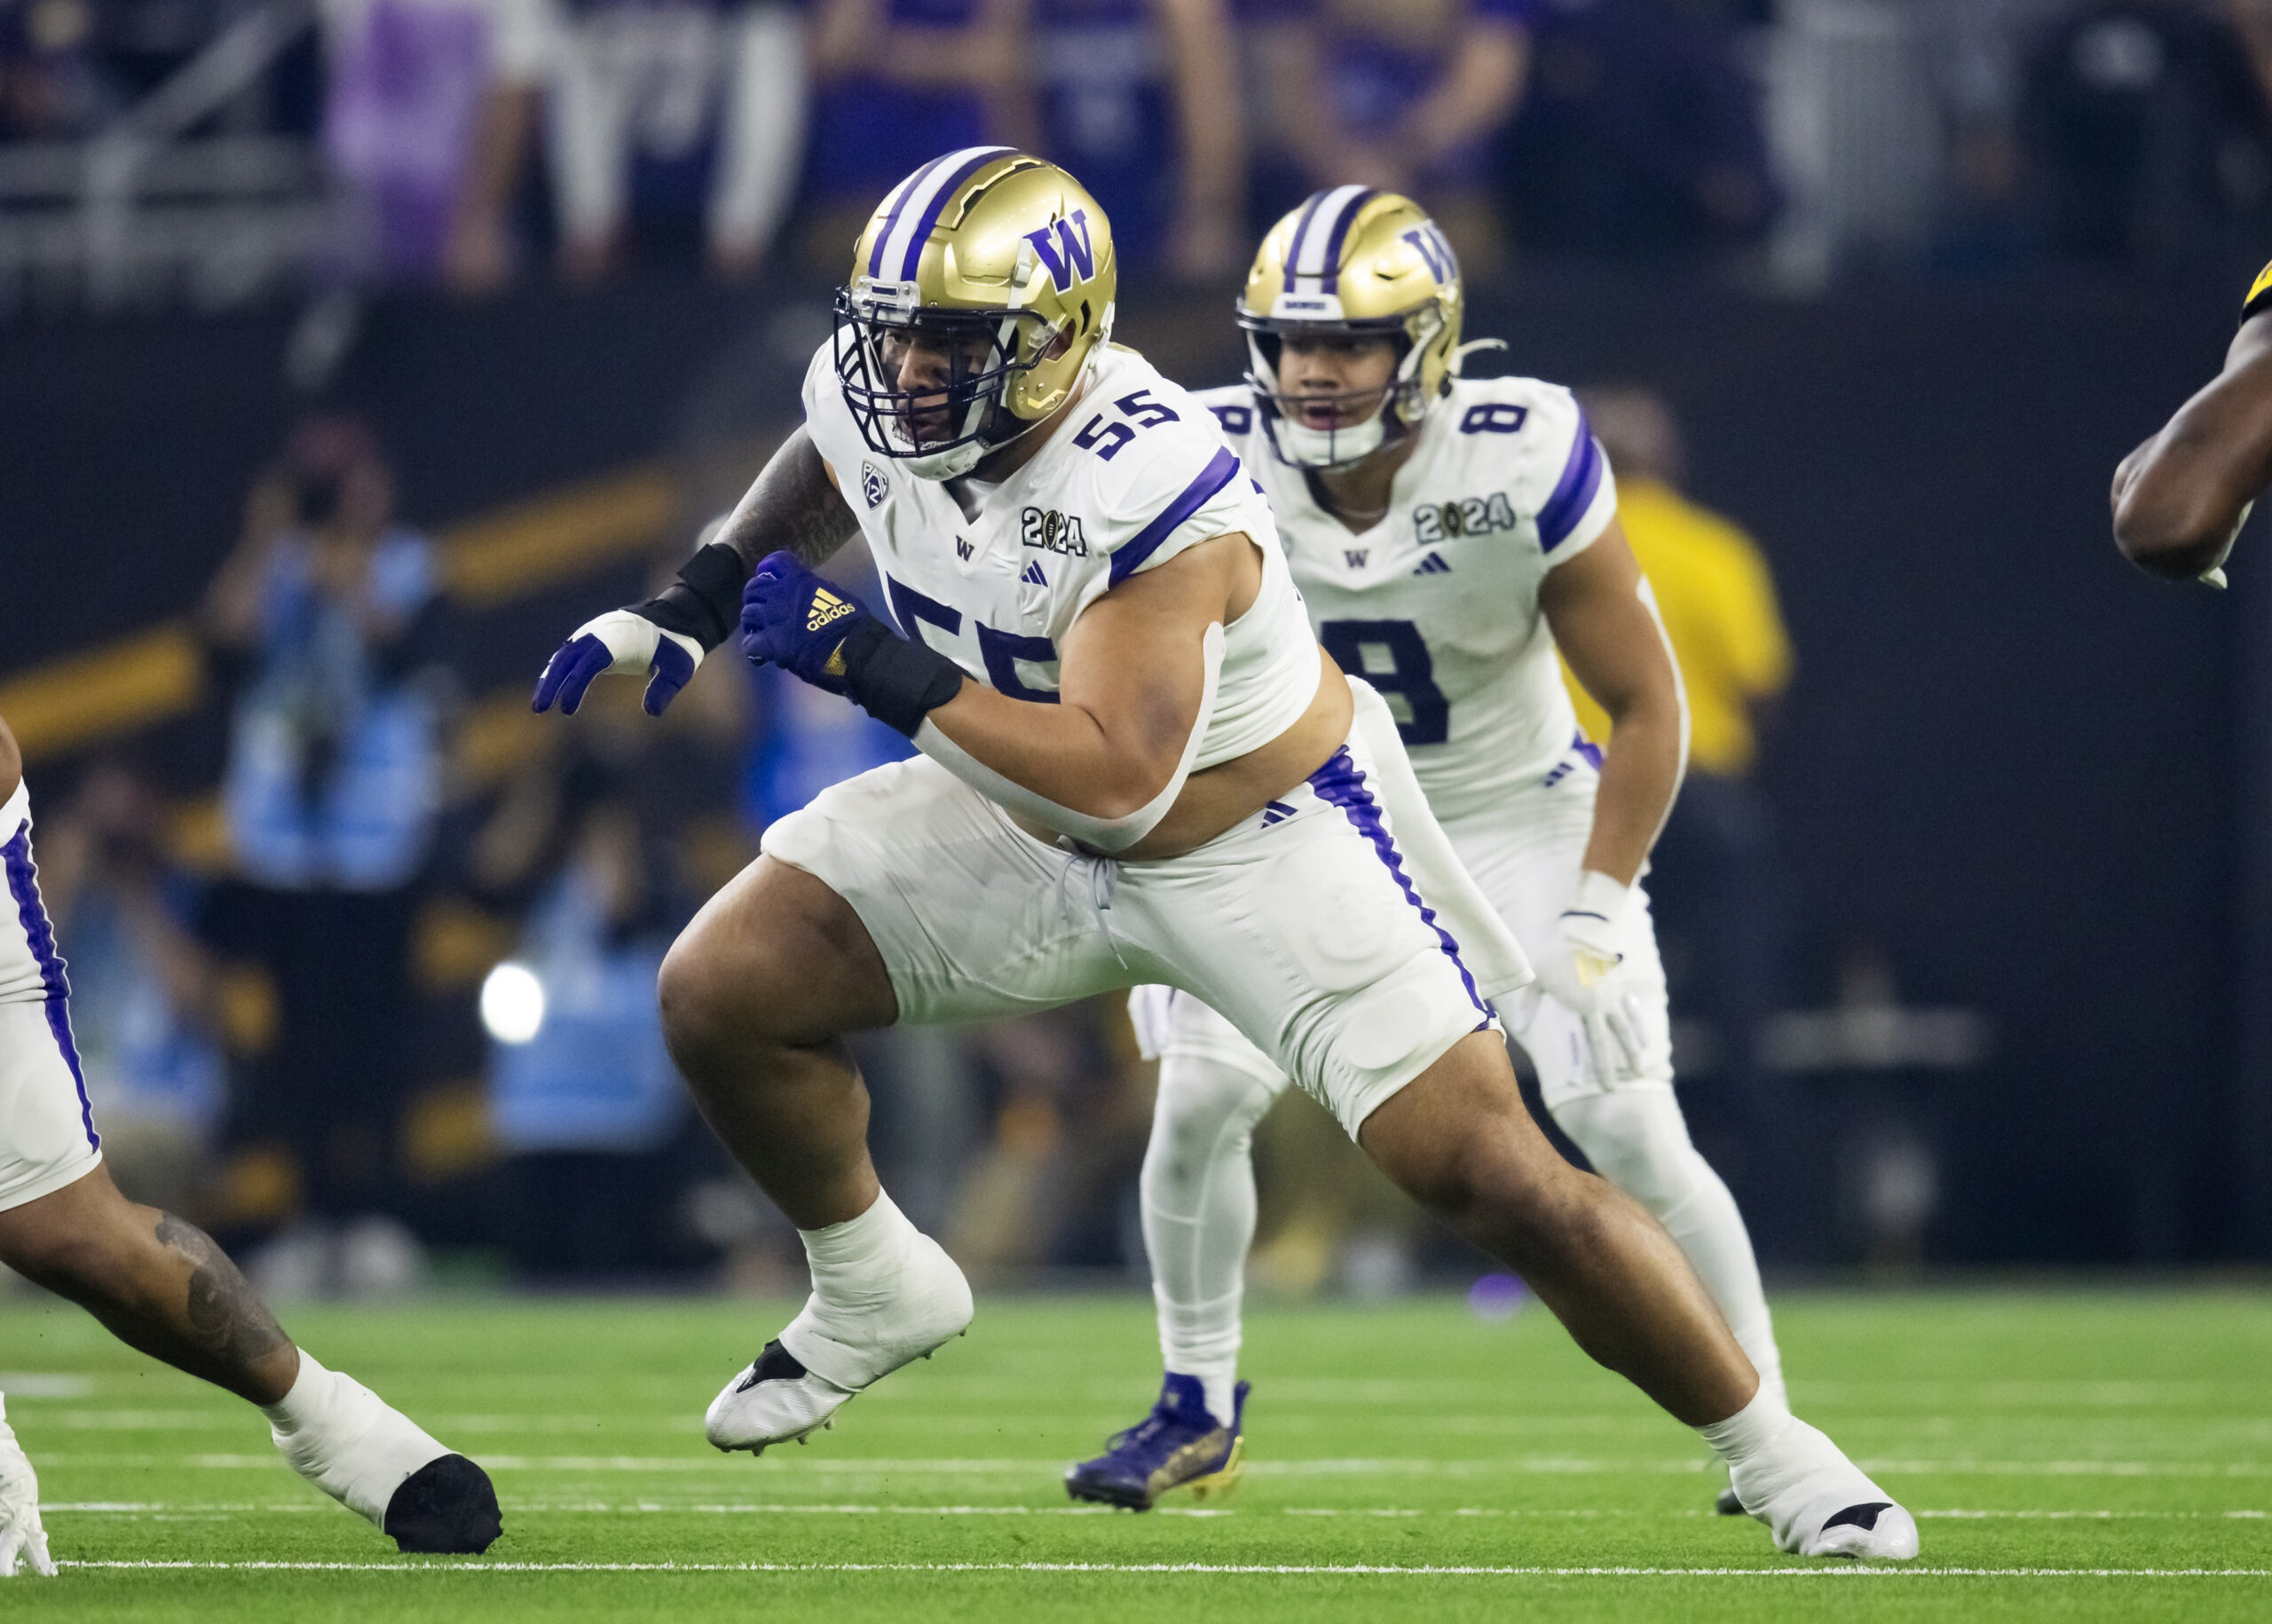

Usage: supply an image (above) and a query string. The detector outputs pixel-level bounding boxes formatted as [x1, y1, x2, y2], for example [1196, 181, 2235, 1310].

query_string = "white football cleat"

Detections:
[706, 1229, 973, 1455]
[1731, 1415, 1920, 1560]
[0, 1405, 55, 1578]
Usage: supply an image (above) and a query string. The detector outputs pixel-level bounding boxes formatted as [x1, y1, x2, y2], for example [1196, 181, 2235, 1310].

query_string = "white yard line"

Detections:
[33, 1452, 2272, 1476]
[45, 1559, 2272, 1578]
[43, 1502, 2268, 1519]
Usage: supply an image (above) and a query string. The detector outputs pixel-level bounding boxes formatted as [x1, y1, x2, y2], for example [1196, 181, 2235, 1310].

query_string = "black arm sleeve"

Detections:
[636, 541, 749, 653]
[833, 619, 968, 737]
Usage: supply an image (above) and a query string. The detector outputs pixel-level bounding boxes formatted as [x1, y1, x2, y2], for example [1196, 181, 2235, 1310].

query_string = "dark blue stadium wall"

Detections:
[0, 269, 2255, 1265]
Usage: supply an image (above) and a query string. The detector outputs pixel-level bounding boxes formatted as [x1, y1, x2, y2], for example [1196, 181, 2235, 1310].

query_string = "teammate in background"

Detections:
[532, 151, 1915, 1559]
[2110, 259, 2272, 584]
[1067, 191, 1793, 1525]
[0, 712, 501, 1575]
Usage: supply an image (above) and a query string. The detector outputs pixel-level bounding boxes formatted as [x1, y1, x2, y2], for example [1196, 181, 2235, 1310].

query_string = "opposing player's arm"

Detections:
[532, 427, 859, 716]
[1539, 520, 1687, 887]
[2112, 315, 2272, 581]
[0, 713, 19, 805]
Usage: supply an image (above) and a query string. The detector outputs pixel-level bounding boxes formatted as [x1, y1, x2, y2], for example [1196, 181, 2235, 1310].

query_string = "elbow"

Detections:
[2113, 488, 2234, 579]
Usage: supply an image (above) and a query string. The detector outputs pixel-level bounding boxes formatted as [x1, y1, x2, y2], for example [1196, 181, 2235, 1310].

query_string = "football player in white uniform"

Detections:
[1068, 189, 1800, 1527]
[532, 151, 1914, 1559]
[0, 712, 501, 1574]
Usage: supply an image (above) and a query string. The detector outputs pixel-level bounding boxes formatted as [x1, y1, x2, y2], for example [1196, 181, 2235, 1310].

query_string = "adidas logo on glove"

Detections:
[806, 589, 857, 632]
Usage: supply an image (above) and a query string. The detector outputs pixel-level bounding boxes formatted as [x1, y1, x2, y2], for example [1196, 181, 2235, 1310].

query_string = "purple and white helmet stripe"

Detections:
[868, 146, 1016, 283]
[1284, 185, 1375, 293]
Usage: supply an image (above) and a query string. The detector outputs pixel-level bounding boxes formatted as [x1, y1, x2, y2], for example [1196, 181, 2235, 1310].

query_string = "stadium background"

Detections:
[3, 0, 2269, 1313]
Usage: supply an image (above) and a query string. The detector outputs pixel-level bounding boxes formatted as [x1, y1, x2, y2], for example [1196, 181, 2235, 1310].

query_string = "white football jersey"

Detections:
[1195, 376, 1618, 821]
[801, 341, 1320, 770]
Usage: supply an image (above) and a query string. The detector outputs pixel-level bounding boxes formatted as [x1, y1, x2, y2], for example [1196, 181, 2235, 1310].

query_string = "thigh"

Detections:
[1118, 734, 1499, 1141]
[756, 754, 1128, 1028]
[0, 999, 102, 1217]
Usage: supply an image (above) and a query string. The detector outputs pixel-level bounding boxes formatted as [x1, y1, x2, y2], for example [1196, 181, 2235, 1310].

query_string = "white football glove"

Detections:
[1529, 870, 1645, 1087]
[2200, 500, 2251, 589]
[0, 1404, 56, 1579]
[531, 609, 706, 718]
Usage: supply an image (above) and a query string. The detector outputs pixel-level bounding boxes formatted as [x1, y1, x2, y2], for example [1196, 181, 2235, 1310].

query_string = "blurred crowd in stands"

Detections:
[14, 379, 1796, 1296]
[13, 0, 2272, 307]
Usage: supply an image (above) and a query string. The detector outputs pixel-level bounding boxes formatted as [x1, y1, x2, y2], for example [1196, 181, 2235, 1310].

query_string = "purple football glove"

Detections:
[532, 609, 704, 717]
[738, 551, 877, 693]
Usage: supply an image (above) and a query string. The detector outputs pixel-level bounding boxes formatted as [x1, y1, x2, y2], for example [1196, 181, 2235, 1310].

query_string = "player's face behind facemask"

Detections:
[834, 150, 1118, 482]
[1239, 188, 1466, 471]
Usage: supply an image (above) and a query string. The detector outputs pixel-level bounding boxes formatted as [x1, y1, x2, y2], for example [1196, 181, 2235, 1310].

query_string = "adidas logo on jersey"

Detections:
[1021, 561, 1048, 587]
[1412, 553, 1452, 576]
[806, 588, 857, 632]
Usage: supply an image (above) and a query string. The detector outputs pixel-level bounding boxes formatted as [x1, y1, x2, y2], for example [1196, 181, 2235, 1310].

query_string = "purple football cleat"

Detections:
[1064, 1375, 1247, 1511]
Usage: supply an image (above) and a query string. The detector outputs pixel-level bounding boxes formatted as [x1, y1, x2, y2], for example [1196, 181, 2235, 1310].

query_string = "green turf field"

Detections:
[0, 1286, 2266, 1620]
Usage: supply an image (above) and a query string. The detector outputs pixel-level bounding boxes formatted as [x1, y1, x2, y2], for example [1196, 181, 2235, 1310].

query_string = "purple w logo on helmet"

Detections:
[1024, 210, 1096, 293]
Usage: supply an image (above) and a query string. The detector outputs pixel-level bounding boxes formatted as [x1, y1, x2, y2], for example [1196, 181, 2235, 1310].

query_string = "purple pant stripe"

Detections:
[4, 819, 100, 1153]
[1305, 750, 1487, 1020]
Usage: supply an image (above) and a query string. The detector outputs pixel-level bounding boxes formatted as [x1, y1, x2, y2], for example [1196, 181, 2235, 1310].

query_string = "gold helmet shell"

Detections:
[1237, 188, 1465, 468]
[838, 148, 1118, 478]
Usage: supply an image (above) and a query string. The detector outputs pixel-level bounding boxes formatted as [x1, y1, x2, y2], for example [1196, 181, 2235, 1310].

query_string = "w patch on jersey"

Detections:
[1021, 561, 1048, 587]
[806, 588, 856, 632]
[1412, 553, 1452, 576]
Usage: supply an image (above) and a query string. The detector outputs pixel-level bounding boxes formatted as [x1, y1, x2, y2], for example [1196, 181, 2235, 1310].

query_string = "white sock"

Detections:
[1554, 1089, 1788, 1412]
[1696, 1383, 1790, 1475]
[799, 1187, 922, 1322]
[262, 1350, 448, 1526]
[1140, 1052, 1282, 1426]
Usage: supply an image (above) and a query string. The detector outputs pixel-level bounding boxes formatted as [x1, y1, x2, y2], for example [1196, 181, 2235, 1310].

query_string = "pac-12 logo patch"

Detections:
[861, 461, 888, 508]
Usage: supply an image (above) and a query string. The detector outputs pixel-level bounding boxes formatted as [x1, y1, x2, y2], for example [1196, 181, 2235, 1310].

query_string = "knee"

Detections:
[657, 924, 777, 1085]
[1552, 1092, 1698, 1212]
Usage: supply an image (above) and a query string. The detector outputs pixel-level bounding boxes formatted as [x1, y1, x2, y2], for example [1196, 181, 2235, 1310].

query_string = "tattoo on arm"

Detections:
[154, 1214, 290, 1369]
[717, 427, 861, 572]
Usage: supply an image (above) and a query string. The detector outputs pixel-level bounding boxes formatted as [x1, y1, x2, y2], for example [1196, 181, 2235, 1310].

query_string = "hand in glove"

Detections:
[1528, 870, 1645, 1086]
[0, 1407, 55, 1579]
[531, 540, 746, 717]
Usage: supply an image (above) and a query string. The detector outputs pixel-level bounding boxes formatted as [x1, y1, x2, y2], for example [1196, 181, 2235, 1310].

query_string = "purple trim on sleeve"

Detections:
[897, 148, 1012, 280]
[1109, 447, 1242, 586]
[1574, 733, 1603, 770]
[1317, 189, 1380, 295]
[3, 819, 99, 1153]
[1538, 415, 1605, 554]
[1306, 750, 1488, 1021]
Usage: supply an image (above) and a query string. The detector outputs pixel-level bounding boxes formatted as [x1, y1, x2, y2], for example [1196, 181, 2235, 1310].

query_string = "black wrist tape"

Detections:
[835, 618, 966, 737]
[638, 541, 747, 651]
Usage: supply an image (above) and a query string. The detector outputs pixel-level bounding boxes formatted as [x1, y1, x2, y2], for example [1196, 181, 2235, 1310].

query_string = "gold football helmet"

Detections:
[1238, 188, 1468, 469]
[837, 148, 1118, 479]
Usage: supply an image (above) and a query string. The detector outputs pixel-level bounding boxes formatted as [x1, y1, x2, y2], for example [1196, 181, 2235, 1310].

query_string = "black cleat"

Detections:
[383, 1454, 503, 1554]
[1716, 1485, 1745, 1515]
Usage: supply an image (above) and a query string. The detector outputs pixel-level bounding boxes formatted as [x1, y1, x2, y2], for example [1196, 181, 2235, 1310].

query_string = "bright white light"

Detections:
[480, 962, 546, 1045]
